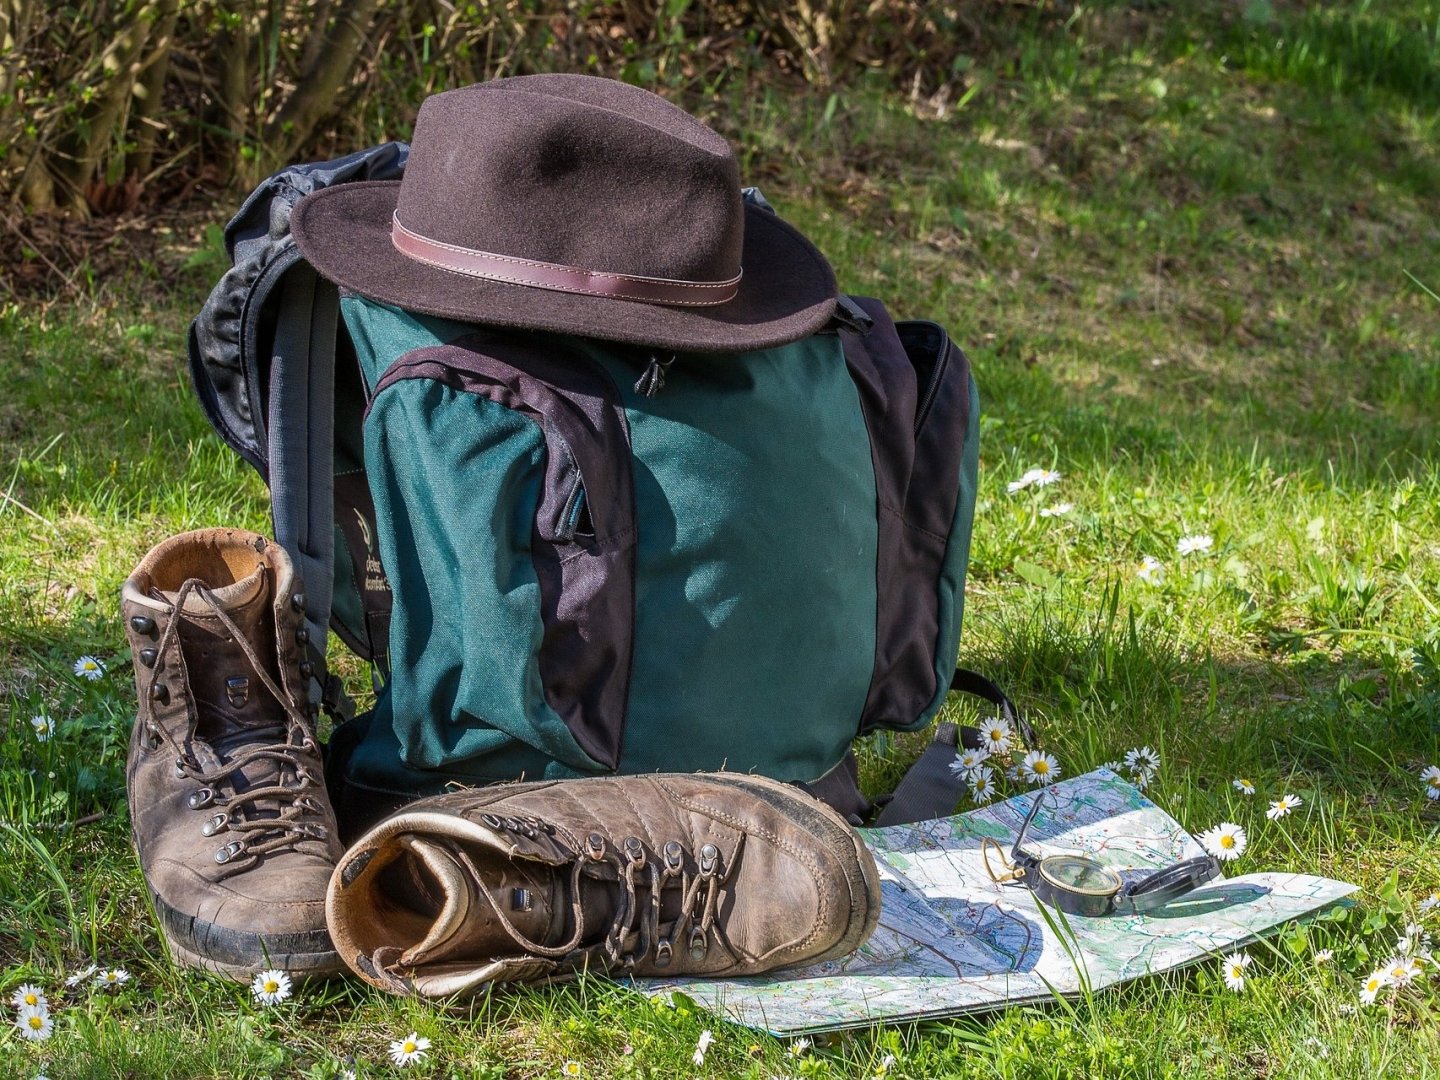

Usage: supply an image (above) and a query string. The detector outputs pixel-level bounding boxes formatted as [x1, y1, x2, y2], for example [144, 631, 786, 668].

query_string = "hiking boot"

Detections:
[122, 528, 344, 979]
[325, 772, 882, 997]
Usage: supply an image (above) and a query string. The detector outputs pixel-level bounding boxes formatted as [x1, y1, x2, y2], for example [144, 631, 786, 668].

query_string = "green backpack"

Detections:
[189, 147, 999, 834]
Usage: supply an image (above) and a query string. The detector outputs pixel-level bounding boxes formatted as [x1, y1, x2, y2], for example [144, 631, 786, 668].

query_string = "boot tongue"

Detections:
[157, 563, 267, 615]
[395, 836, 565, 968]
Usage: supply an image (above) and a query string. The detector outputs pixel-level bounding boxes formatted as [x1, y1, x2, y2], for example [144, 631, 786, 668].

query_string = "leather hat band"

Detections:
[391, 213, 742, 308]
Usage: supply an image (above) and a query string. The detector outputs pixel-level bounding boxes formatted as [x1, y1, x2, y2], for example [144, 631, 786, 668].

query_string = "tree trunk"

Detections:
[49, 0, 159, 211]
[261, 0, 383, 167]
[125, 0, 180, 180]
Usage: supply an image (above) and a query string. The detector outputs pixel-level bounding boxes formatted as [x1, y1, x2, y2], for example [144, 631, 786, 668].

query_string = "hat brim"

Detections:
[289, 180, 837, 353]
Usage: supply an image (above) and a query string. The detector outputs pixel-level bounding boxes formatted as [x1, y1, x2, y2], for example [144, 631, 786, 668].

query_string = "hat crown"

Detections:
[396, 76, 744, 285]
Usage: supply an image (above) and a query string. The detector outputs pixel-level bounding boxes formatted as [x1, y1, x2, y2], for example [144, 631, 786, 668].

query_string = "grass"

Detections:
[4, 1, 1440, 1076]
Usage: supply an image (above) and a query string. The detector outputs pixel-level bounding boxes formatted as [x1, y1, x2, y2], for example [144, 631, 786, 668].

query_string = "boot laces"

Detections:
[411, 833, 729, 973]
[146, 578, 329, 872]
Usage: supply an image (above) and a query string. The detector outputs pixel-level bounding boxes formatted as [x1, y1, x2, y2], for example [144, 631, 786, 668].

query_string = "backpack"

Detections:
[188, 146, 1025, 833]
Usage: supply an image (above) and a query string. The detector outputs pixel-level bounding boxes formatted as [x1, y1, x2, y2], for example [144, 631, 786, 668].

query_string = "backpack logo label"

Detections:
[355, 509, 391, 595]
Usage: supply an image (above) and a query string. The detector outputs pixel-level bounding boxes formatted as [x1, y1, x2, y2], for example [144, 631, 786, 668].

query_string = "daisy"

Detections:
[1021, 750, 1060, 786]
[976, 717, 1013, 755]
[1232, 778, 1255, 796]
[64, 963, 98, 988]
[968, 767, 997, 804]
[15, 1005, 52, 1041]
[1421, 892, 1440, 914]
[1358, 968, 1388, 1005]
[1005, 764, 1021, 782]
[73, 655, 105, 680]
[1124, 746, 1161, 778]
[693, 1029, 713, 1067]
[30, 713, 54, 741]
[877, 1054, 897, 1075]
[1007, 467, 1060, 493]
[949, 747, 990, 777]
[562, 1063, 583, 1077]
[1177, 534, 1214, 556]
[1221, 951, 1251, 992]
[1386, 956, 1423, 987]
[1136, 555, 1166, 586]
[1198, 822, 1247, 862]
[1100, 760, 1123, 774]
[1032, 469, 1061, 488]
[10, 984, 46, 1011]
[1420, 765, 1440, 800]
[1131, 771, 1150, 791]
[789, 1037, 812, 1057]
[388, 1032, 430, 1067]
[1039, 503, 1073, 518]
[1266, 794, 1302, 820]
[250, 969, 292, 1005]
[1314, 949, 1334, 965]
[96, 968, 131, 991]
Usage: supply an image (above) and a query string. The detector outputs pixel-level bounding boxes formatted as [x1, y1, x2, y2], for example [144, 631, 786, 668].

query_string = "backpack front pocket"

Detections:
[365, 334, 636, 774]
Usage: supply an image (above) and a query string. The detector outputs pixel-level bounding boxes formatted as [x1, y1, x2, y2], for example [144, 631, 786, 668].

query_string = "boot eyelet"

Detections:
[291, 592, 306, 613]
[138, 647, 158, 668]
[623, 837, 645, 867]
[130, 615, 157, 636]
[299, 661, 314, 679]
[654, 939, 673, 968]
[480, 813, 502, 829]
[688, 926, 708, 962]
[150, 682, 170, 704]
[214, 840, 246, 864]
[663, 841, 684, 871]
[174, 758, 191, 778]
[699, 843, 720, 876]
[295, 627, 309, 644]
[201, 813, 228, 837]
[187, 788, 215, 810]
[586, 833, 606, 860]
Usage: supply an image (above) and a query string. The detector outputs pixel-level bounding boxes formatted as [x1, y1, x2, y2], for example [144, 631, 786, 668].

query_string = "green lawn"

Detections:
[4, 2, 1440, 1077]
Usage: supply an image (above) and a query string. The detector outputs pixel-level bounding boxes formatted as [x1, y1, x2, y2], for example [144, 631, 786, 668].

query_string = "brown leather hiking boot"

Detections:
[122, 528, 344, 979]
[325, 773, 881, 997]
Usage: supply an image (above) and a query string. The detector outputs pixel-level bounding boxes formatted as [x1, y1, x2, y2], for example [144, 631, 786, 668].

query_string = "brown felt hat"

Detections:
[290, 75, 838, 352]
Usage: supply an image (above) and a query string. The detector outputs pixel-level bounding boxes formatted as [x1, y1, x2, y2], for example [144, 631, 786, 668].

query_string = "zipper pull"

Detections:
[634, 352, 676, 398]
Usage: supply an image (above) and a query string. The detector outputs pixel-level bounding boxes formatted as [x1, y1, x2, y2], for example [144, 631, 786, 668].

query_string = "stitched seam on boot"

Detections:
[651, 777, 827, 957]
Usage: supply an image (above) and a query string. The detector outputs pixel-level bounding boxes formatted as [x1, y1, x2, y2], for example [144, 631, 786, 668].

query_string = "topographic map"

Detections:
[645, 769, 1357, 1034]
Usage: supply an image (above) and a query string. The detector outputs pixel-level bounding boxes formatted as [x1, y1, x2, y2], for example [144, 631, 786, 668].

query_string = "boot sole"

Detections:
[655, 772, 884, 969]
[149, 889, 345, 981]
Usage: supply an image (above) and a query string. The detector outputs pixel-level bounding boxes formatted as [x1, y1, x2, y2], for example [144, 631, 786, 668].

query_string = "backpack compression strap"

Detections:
[267, 259, 352, 720]
[801, 670, 1031, 827]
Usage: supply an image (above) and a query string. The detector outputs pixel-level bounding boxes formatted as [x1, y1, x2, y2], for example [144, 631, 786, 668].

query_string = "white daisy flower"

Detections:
[789, 1037, 812, 1057]
[1136, 555, 1166, 586]
[1100, 761, 1123, 774]
[72, 655, 105, 680]
[1198, 822, 1247, 862]
[1386, 956, 1423, 987]
[1420, 765, 1440, 800]
[1232, 778, 1255, 796]
[977, 717, 1013, 755]
[1131, 771, 1150, 790]
[1177, 534, 1214, 556]
[1266, 794, 1302, 820]
[968, 767, 997, 804]
[30, 713, 54, 741]
[95, 968, 131, 990]
[1314, 949, 1334, 965]
[1359, 968, 1389, 1005]
[15, 1005, 52, 1041]
[562, 1062, 583, 1078]
[1033, 469, 1061, 488]
[1007, 468, 1049, 493]
[1124, 746, 1160, 778]
[388, 1032, 430, 1067]
[250, 969, 292, 1005]
[1005, 764, 1021, 782]
[1039, 502, 1073, 518]
[949, 747, 990, 777]
[1221, 951, 1251, 992]
[65, 964, 98, 988]
[10, 983, 46, 1011]
[693, 1029, 713, 1067]
[1021, 750, 1060, 786]
[1421, 892, 1440, 915]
